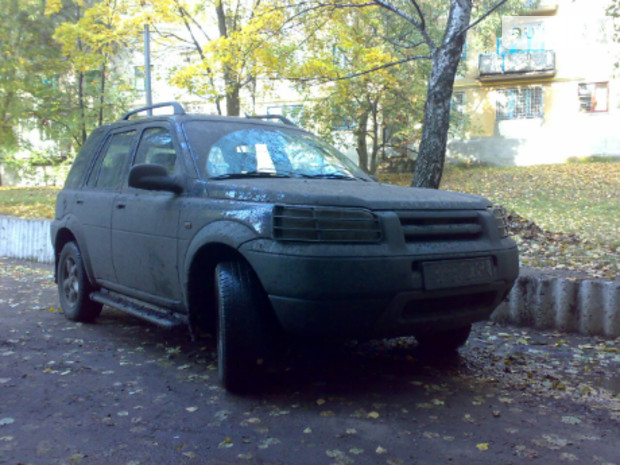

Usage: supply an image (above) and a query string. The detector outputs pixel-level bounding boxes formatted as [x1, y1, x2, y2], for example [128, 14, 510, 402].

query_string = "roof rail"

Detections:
[121, 102, 186, 120]
[245, 114, 298, 127]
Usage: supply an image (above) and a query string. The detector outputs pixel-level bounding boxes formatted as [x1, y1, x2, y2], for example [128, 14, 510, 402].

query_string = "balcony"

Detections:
[478, 50, 555, 82]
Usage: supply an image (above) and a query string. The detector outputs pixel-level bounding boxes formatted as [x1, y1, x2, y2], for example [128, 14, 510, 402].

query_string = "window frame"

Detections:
[496, 87, 544, 120]
[578, 82, 609, 114]
[86, 129, 138, 191]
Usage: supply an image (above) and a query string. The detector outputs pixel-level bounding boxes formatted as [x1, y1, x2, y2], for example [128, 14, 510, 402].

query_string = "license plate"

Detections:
[422, 257, 495, 291]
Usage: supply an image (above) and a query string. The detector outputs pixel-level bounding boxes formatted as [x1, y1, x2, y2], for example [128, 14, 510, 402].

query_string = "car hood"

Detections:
[206, 179, 490, 210]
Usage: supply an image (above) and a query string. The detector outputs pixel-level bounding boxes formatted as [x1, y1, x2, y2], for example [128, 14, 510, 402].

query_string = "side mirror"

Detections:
[128, 164, 183, 194]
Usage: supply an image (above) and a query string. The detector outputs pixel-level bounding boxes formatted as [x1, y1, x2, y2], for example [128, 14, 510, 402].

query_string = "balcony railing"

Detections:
[478, 50, 555, 81]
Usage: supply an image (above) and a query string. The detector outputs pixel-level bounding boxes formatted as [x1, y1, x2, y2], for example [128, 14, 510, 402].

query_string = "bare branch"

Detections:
[462, 0, 509, 35]
[408, 0, 425, 30]
[373, 0, 420, 27]
[373, 0, 436, 51]
[281, 54, 431, 84]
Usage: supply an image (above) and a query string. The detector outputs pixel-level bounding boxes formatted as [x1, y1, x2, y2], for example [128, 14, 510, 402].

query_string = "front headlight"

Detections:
[272, 205, 382, 243]
[488, 205, 509, 238]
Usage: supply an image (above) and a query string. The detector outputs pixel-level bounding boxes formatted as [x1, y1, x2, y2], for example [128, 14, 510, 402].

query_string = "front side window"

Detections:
[578, 82, 608, 113]
[496, 87, 543, 120]
[184, 121, 367, 181]
[87, 131, 136, 190]
[133, 127, 178, 175]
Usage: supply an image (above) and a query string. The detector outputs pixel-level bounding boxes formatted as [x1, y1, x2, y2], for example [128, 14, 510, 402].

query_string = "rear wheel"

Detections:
[57, 242, 102, 323]
[215, 260, 276, 393]
[415, 324, 472, 354]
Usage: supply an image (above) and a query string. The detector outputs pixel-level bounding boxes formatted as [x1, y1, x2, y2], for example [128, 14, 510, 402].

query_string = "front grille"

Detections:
[273, 206, 382, 243]
[396, 211, 482, 242]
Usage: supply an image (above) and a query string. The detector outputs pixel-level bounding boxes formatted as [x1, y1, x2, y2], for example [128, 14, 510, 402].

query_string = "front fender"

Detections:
[181, 220, 261, 299]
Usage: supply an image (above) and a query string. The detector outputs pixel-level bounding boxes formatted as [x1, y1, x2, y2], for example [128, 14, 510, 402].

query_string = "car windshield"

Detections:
[184, 121, 369, 181]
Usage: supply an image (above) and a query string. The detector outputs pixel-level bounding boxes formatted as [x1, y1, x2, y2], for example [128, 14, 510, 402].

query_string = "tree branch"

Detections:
[462, 0, 509, 34]
[283, 54, 431, 84]
[373, 0, 436, 50]
[408, 0, 425, 30]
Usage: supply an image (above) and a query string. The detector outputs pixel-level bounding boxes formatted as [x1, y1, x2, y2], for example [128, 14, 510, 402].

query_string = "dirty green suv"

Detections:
[52, 102, 519, 392]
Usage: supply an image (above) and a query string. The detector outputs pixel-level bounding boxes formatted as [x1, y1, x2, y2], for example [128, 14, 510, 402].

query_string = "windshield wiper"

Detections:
[208, 171, 291, 180]
[294, 173, 357, 180]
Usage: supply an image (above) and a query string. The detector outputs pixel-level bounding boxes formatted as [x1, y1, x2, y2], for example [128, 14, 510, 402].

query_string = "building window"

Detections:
[452, 92, 465, 113]
[578, 82, 608, 113]
[41, 75, 59, 89]
[496, 87, 543, 120]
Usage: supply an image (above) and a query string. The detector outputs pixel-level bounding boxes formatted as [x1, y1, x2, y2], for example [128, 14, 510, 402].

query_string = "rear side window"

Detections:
[64, 129, 106, 189]
[87, 130, 137, 190]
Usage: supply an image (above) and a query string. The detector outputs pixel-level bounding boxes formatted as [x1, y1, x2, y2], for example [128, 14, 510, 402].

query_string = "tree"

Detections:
[268, 3, 429, 173]
[0, 0, 62, 151]
[138, 0, 287, 116]
[47, 0, 140, 147]
[280, 0, 524, 187]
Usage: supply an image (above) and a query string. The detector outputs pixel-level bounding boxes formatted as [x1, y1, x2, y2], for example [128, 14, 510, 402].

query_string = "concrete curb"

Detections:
[491, 270, 620, 338]
[1, 216, 618, 337]
[0, 216, 53, 263]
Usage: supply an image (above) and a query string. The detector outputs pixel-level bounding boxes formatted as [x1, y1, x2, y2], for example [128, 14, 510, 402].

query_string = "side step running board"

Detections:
[90, 290, 188, 330]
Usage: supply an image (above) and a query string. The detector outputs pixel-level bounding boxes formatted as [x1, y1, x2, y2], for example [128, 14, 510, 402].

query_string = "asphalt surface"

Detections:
[0, 258, 619, 465]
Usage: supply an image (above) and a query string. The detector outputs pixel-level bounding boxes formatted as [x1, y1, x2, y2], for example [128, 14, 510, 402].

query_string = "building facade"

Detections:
[449, 0, 620, 166]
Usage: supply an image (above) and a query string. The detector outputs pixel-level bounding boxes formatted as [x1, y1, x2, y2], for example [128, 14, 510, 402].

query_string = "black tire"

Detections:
[57, 242, 102, 323]
[415, 324, 472, 354]
[215, 260, 276, 393]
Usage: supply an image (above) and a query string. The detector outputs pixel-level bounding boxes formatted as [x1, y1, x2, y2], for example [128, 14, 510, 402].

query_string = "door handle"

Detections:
[115, 203, 126, 210]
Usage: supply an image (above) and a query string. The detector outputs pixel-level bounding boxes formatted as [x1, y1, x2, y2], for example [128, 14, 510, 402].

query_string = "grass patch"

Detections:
[1, 163, 618, 276]
[0, 187, 59, 219]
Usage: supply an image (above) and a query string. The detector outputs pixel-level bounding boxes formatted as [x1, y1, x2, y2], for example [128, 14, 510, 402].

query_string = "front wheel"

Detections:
[415, 324, 472, 355]
[57, 242, 102, 323]
[215, 260, 277, 393]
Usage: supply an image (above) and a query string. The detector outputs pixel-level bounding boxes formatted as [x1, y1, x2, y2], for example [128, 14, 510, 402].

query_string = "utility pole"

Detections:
[144, 24, 153, 115]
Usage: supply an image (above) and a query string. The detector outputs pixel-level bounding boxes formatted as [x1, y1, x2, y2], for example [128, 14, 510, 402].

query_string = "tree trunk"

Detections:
[214, 0, 241, 116]
[355, 109, 370, 173]
[98, 61, 106, 127]
[226, 82, 241, 116]
[369, 100, 380, 174]
[78, 71, 87, 144]
[412, 0, 472, 189]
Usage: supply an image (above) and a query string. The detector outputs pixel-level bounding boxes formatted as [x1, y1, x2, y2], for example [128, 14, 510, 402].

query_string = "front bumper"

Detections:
[241, 241, 519, 339]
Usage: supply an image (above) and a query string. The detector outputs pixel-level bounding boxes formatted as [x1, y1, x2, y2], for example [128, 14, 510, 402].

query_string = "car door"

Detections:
[110, 125, 184, 306]
[79, 129, 138, 285]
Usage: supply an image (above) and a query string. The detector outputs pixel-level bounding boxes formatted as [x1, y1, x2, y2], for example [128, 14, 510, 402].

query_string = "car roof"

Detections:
[104, 102, 303, 133]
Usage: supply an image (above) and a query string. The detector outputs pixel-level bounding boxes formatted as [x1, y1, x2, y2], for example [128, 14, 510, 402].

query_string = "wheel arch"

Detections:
[53, 222, 96, 286]
[185, 242, 248, 334]
[182, 219, 266, 334]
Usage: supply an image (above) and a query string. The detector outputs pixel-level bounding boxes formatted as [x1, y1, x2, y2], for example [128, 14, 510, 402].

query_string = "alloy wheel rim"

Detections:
[62, 256, 80, 305]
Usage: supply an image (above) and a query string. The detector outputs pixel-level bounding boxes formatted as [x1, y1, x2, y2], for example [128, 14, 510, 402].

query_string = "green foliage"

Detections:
[0, 186, 60, 219]
[0, 0, 139, 170]
[0, 0, 63, 155]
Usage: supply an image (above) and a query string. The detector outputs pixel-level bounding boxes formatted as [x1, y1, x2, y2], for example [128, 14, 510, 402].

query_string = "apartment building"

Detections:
[449, 0, 620, 165]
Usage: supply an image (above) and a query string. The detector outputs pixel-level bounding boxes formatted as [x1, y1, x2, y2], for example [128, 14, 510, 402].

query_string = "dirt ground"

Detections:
[0, 258, 619, 465]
